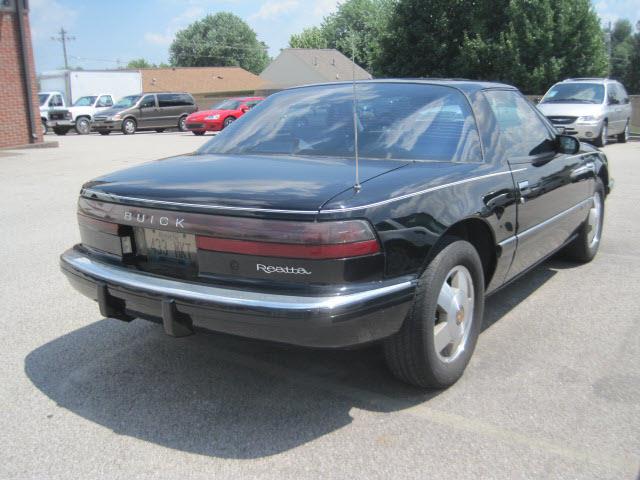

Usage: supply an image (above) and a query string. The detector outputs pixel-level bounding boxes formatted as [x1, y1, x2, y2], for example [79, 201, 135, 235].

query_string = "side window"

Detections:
[157, 93, 175, 108]
[96, 95, 113, 107]
[607, 84, 621, 104]
[245, 101, 259, 109]
[484, 90, 556, 159]
[179, 94, 194, 106]
[139, 95, 156, 108]
[617, 84, 629, 104]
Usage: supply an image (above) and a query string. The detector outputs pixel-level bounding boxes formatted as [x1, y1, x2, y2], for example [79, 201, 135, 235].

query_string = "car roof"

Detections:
[561, 78, 616, 84]
[284, 78, 518, 94]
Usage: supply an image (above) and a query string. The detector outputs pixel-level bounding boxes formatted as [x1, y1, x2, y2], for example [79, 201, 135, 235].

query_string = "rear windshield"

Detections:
[73, 96, 97, 107]
[113, 95, 141, 109]
[541, 83, 604, 104]
[199, 83, 482, 162]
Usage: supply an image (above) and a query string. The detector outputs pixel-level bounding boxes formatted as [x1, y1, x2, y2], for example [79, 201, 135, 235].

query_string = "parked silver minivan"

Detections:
[537, 78, 632, 146]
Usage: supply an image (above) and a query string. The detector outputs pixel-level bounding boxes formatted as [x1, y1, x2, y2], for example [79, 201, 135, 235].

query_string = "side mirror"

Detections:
[557, 135, 580, 154]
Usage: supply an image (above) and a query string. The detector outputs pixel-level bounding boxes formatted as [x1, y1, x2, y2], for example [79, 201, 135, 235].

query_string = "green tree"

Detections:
[169, 12, 270, 74]
[608, 19, 634, 85]
[626, 28, 640, 93]
[289, 26, 329, 49]
[288, 0, 394, 75]
[126, 58, 153, 68]
[379, 0, 608, 93]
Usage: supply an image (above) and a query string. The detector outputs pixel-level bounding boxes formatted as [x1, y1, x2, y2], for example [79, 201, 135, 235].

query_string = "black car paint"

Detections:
[67, 80, 610, 346]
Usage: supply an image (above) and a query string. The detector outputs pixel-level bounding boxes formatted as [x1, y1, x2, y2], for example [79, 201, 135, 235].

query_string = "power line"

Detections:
[51, 27, 75, 69]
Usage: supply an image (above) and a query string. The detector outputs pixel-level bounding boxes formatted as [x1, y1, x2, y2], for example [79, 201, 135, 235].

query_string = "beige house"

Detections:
[140, 66, 265, 107]
[259, 48, 372, 91]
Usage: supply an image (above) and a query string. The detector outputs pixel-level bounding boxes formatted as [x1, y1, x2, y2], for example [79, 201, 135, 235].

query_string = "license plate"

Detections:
[138, 228, 197, 266]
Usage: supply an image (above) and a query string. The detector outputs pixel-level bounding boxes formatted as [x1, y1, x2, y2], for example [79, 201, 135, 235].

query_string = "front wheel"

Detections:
[192, 131, 205, 136]
[594, 121, 608, 147]
[563, 179, 604, 263]
[384, 238, 484, 388]
[98, 130, 110, 136]
[155, 128, 165, 133]
[75, 117, 90, 135]
[121, 118, 136, 135]
[617, 121, 629, 143]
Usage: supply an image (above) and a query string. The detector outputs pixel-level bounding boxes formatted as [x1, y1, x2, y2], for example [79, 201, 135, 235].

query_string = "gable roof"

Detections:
[140, 67, 265, 94]
[260, 48, 372, 88]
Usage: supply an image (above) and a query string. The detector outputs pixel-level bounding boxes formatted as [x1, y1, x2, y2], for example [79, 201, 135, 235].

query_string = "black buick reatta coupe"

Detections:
[61, 80, 610, 388]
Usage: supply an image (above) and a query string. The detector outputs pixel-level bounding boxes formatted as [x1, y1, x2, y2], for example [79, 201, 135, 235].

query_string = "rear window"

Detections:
[199, 83, 483, 163]
[158, 93, 194, 107]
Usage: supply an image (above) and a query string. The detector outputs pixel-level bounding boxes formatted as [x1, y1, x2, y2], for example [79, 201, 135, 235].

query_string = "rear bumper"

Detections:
[60, 247, 416, 348]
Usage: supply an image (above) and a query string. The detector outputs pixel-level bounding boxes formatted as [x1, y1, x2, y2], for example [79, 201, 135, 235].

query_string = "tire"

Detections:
[178, 116, 188, 132]
[53, 127, 69, 136]
[98, 130, 111, 136]
[383, 237, 485, 388]
[192, 131, 205, 136]
[121, 118, 136, 135]
[617, 121, 629, 143]
[75, 117, 90, 135]
[223, 116, 236, 129]
[593, 120, 608, 147]
[155, 128, 165, 133]
[41, 119, 47, 135]
[563, 178, 605, 263]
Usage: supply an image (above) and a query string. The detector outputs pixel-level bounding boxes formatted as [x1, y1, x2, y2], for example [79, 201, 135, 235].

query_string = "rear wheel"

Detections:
[223, 116, 236, 129]
[563, 179, 604, 263]
[178, 116, 188, 132]
[75, 117, 90, 135]
[121, 118, 136, 135]
[383, 238, 484, 388]
[53, 127, 70, 136]
[617, 121, 629, 143]
[192, 131, 205, 136]
[594, 120, 607, 147]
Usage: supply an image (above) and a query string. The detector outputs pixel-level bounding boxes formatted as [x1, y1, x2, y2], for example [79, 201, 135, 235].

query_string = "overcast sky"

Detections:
[30, 0, 640, 73]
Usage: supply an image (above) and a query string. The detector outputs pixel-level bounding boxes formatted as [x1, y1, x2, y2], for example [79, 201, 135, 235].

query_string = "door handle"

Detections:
[517, 181, 529, 204]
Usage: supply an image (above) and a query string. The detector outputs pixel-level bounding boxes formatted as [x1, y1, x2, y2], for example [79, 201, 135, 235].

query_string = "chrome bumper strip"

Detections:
[60, 248, 415, 312]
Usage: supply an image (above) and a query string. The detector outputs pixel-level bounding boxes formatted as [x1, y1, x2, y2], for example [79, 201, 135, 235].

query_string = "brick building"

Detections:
[0, 0, 42, 149]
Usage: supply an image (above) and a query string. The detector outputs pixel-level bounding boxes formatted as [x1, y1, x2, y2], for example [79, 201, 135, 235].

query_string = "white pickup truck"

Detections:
[47, 94, 115, 135]
[39, 91, 66, 135]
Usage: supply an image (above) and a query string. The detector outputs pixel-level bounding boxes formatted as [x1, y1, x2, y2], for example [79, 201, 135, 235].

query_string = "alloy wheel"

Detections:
[123, 120, 135, 134]
[434, 265, 475, 363]
[588, 192, 603, 248]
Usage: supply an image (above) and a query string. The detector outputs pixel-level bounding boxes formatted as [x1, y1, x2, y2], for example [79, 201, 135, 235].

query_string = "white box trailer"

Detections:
[39, 69, 142, 105]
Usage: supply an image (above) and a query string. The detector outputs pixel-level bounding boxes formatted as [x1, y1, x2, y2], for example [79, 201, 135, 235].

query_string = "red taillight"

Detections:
[77, 213, 119, 235]
[196, 219, 380, 259]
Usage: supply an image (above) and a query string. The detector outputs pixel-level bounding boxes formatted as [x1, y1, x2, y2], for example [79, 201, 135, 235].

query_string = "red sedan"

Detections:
[185, 97, 264, 135]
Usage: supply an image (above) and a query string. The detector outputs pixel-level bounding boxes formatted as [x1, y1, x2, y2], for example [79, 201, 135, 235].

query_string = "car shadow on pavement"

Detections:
[25, 260, 558, 459]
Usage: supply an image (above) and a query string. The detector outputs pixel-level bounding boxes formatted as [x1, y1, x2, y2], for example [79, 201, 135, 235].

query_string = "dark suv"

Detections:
[91, 92, 197, 135]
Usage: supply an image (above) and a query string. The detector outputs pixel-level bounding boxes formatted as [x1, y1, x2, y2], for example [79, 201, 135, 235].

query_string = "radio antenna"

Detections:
[350, 35, 361, 192]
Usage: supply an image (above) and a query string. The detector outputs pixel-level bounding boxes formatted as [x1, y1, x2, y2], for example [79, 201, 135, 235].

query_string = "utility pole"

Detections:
[51, 27, 75, 69]
[605, 21, 612, 76]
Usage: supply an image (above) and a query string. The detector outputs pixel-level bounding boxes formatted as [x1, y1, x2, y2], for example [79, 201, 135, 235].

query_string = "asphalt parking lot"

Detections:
[1, 132, 638, 479]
